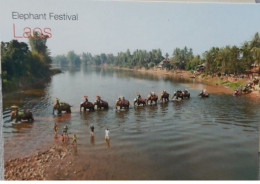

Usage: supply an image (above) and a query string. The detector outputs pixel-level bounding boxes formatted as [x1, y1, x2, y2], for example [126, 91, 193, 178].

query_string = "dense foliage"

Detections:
[53, 32, 260, 75]
[1, 34, 52, 91]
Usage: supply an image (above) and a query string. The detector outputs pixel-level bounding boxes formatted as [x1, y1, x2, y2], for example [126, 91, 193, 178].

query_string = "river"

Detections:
[3, 66, 259, 180]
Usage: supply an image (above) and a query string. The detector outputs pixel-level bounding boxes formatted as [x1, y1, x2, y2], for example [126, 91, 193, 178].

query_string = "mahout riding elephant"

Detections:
[147, 92, 158, 105]
[115, 97, 130, 109]
[253, 77, 259, 85]
[94, 96, 109, 110]
[134, 94, 147, 106]
[182, 90, 190, 98]
[234, 87, 242, 96]
[242, 86, 252, 94]
[80, 102, 95, 111]
[172, 90, 184, 100]
[199, 90, 209, 97]
[10, 108, 34, 123]
[53, 98, 72, 114]
[160, 90, 169, 102]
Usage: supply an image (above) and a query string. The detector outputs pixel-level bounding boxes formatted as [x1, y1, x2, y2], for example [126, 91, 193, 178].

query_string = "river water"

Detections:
[3, 66, 259, 180]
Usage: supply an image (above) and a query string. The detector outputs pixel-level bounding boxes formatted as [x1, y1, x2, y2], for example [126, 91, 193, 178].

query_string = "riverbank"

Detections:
[111, 66, 260, 98]
[4, 143, 77, 180]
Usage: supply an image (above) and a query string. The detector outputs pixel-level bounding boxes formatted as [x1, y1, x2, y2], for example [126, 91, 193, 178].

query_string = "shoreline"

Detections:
[110, 66, 260, 98]
[4, 143, 78, 180]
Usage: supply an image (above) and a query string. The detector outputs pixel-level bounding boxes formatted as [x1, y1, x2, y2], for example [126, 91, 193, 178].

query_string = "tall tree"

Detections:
[28, 31, 51, 64]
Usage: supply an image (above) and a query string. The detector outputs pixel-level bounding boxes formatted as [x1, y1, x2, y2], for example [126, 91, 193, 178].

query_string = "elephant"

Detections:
[94, 100, 109, 110]
[115, 99, 130, 109]
[147, 94, 158, 105]
[11, 109, 34, 123]
[134, 97, 147, 106]
[53, 102, 72, 114]
[172, 91, 184, 100]
[160, 92, 169, 102]
[183, 90, 190, 98]
[242, 86, 251, 94]
[199, 91, 209, 97]
[253, 78, 259, 85]
[234, 88, 242, 96]
[80, 101, 95, 111]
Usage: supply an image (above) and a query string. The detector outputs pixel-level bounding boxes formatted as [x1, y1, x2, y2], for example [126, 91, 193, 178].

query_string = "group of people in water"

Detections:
[53, 122, 110, 146]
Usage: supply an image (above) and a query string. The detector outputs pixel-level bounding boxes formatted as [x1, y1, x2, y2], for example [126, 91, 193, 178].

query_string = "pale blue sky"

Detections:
[1, 0, 260, 56]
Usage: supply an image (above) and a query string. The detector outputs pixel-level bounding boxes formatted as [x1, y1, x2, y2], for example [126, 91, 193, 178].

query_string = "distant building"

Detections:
[157, 58, 171, 69]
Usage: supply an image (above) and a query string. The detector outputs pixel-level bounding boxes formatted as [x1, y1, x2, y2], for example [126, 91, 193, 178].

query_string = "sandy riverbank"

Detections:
[4, 142, 80, 180]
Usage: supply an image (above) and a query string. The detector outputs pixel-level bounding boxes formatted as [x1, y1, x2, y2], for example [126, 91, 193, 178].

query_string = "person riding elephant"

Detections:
[183, 89, 190, 98]
[234, 87, 242, 96]
[172, 89, 184, 100]
[242, 85, 251, 94]
[84, 96, 88, 103]
[94, 96, 109, 109]
[253, 77, 259, 85]
[10, 106, 34, 122]
[147, 92, 158, 105]
[53, 98, 72, 114]
[80, 96, 95, 111]
[199, 89, 209, 97]
[134, 94, 147, 106]
[160, 90, 169, 102]
[115, 96, 130, 109]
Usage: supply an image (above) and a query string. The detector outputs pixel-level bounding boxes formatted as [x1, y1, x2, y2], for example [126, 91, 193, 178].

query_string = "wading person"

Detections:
[61, 134, 65, 143]
[90, 125, 94, 137]
[105, 128, 110, 140]
[72, 134, 77, 144]
[63, 125, 69, 140]
[54, 123, 58, 138]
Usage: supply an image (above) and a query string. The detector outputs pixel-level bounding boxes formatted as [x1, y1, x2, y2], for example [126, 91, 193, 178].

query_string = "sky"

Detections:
[0, 0, 260, 57]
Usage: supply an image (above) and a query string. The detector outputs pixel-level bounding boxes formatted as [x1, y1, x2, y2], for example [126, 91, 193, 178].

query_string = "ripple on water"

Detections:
[3, 68, 259, 179]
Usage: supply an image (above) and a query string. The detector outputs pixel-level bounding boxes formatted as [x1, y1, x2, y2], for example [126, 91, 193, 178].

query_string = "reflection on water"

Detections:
[3, 66, 260, 180]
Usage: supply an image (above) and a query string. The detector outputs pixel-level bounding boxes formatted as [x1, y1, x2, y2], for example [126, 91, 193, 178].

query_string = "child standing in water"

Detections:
[54, 123, 58, 138]
[90, 125, 94, 137]
[105, 128, 110, 140]
[61, 134, 65, 143]
[72, 134, 77, 144]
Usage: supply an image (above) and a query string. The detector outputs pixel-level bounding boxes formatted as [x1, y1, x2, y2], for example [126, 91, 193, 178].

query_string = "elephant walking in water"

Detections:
[147, 93, 158, 105]
[80, 102, 95, 111]
[182, 90, 190, 98]
[160, 90, 170, 102]
[199, 90, 209, 97]
[53, 98, 72, 114]
[11, 108, 34, 123]
[94, 98, 109, 110]
[115, 97, 130, 109]
[134, 94, 147, 106]
[172, 90, 184, 100]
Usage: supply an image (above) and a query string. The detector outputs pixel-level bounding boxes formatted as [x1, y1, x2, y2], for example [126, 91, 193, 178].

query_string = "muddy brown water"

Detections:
[3, 66, 259, 179]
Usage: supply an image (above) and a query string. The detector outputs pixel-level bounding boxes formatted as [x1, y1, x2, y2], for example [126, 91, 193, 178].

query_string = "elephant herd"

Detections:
[10, 89, 210, 122]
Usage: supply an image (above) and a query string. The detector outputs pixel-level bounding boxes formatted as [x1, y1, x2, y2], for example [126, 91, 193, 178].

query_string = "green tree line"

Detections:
[1, 32, 52, 91]
[53, 32, 260, 75]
